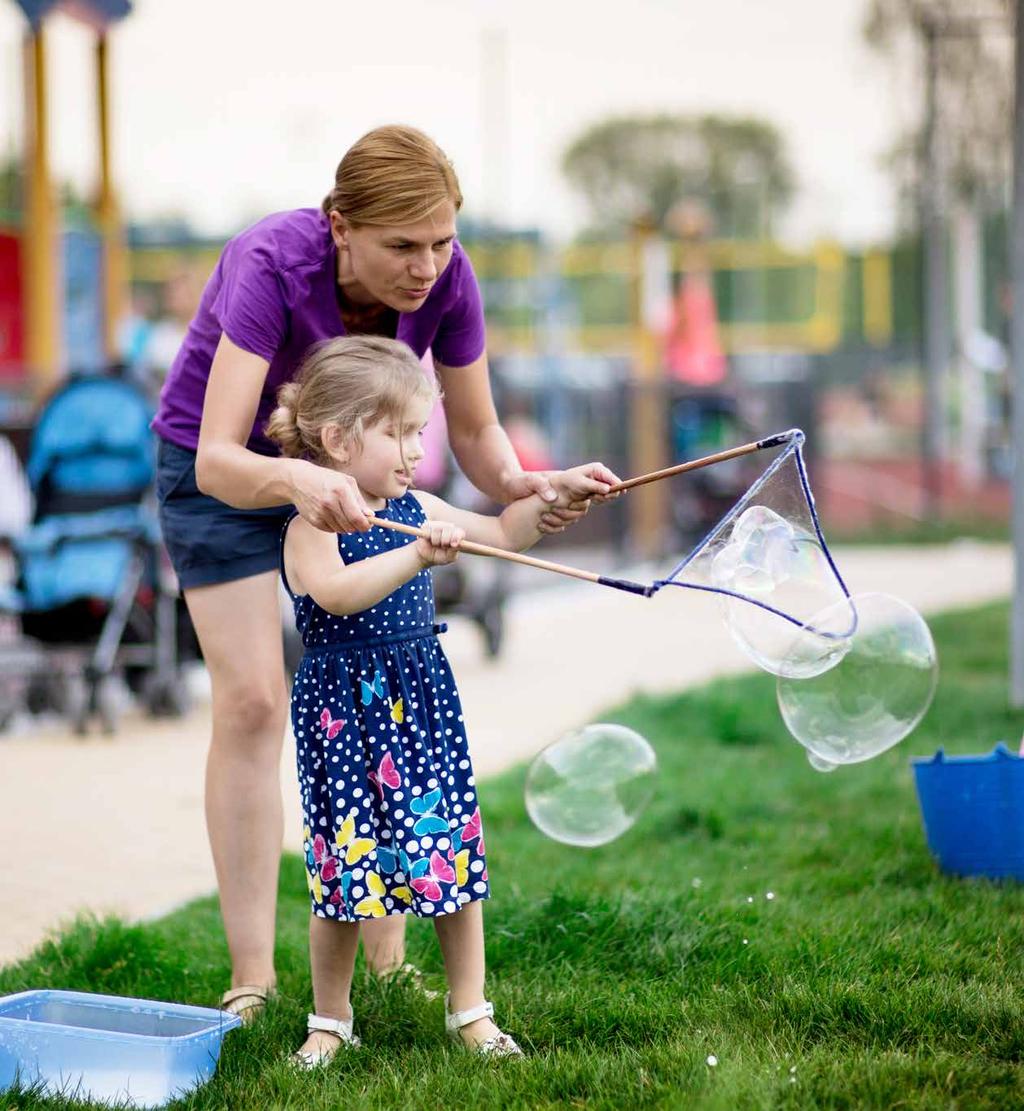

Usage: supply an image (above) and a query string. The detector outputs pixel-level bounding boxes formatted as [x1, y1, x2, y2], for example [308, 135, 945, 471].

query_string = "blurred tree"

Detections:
[0, 155, 99, 226]
[864, 0, 1012, 220]
[0, 157, 23, 222]
[561, 114, 796, 238]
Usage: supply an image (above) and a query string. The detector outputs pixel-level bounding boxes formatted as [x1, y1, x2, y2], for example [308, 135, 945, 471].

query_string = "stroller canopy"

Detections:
[28, 375, 155, 515]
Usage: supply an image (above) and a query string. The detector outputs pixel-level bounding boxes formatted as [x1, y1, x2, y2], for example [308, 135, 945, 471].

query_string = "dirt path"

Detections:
[0, 542, 1011, 968]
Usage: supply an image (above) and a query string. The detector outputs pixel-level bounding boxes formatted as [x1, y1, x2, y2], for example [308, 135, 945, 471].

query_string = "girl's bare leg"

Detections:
[185, 572, 287, 998]
[299, 915, 361, 1057]
[360, 915, 407, 975]
[433, 902, 501, 1046]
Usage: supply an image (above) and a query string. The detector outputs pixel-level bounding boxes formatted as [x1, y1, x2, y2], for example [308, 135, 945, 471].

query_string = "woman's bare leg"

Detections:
[185, 571, 287, 995]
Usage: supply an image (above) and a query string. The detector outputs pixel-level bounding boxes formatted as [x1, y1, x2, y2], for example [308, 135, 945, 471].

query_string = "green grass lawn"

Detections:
[4, 602, 1024, 1109]
[825, 519, 1009, 546]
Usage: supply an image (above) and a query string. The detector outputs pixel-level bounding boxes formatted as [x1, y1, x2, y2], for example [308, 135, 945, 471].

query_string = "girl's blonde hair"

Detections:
[265, 336, 439, 465]
[321, 125, 463, 227]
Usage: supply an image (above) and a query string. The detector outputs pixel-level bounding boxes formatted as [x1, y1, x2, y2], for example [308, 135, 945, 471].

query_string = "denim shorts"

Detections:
[155, 437, 293, 590]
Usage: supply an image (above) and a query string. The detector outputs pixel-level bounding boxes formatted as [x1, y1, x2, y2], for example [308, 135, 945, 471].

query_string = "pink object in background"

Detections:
[504, 416, 555, 473]
[415, 351, 449, 493]
[413, 351, 556, 494]
[664, 273, 727, 386]
[417, 399, 449, 492]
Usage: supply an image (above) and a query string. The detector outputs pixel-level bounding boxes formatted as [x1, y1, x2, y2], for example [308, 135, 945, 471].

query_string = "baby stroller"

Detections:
[0, 370, 193, 733]
[667, 385, 759, 548]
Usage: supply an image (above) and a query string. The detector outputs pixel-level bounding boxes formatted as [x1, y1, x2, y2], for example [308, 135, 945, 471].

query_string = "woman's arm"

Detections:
[195, 333, 370, 531]
[434, 353, 534, 504]
[414, 469, 596, 555]
[286, 516, 458, 616]
[435, 353, 621, 530]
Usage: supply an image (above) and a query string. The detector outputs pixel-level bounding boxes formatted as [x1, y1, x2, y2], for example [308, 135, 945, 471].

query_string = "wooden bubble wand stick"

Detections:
[367, 431, 795, 596]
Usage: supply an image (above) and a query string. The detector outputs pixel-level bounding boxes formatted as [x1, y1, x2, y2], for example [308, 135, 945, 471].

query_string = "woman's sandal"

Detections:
[444, 993, 523, 1058]
[219, 985, 273, 1025]
[291, 1013, 361, 1069]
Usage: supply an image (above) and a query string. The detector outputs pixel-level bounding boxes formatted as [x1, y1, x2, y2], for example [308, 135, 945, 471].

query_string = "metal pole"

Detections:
[1009, 0, 1024, 706]
[96, 31, 125, 364]
[628, 217, 669, 560]
[920, 17, 949, 519]
[22, 22, 61, 394]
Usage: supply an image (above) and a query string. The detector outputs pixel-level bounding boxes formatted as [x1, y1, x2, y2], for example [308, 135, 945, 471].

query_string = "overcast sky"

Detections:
[0, 0, 914, 245]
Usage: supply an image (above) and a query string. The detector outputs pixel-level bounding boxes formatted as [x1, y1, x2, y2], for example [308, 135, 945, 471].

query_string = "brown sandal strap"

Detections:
[221, 985, 270, 1011]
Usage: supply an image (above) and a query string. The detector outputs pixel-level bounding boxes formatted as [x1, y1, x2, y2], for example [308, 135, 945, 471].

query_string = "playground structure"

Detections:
[0, 0, 131, 396]
[0, 0, 1012, 553]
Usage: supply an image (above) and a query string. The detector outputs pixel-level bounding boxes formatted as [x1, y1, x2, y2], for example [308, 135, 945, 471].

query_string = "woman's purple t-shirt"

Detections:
[151, 208, 486, 456]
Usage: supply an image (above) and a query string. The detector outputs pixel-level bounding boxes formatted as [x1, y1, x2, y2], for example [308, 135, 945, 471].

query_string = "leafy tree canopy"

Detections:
[561, 113, 796, 238]
[864, 0, 1012, 215]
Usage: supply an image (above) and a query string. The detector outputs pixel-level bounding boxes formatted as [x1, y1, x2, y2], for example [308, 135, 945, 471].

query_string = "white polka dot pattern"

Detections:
[285, 493, 489, 923]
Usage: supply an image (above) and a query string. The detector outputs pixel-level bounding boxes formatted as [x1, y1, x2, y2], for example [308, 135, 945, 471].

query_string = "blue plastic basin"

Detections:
[0, 989, 241, 1107]
[911, 743, 1024, 881]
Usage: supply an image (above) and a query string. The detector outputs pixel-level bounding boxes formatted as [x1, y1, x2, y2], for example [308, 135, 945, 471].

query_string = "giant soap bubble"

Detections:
[777, 592, 938, 765]
[525, 724, 657, 847]
[806, 750, 838, 773]
[710, 506, 852, 678]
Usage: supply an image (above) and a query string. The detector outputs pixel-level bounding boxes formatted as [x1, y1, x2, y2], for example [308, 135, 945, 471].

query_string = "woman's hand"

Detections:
[504, 463, 622, 533]
[289, 460, 372, 533]
[415, 520, 464, 566]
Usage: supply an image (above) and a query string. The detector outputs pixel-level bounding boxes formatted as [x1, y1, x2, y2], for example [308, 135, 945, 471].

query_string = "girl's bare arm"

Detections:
[414, 466, 601, 553]
[285, 516, 455, 616]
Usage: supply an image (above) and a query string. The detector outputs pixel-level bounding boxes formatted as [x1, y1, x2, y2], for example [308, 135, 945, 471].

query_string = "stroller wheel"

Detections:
[480, 603, 504, 660]
[143, 674, 189, 718]
[0, 684, 19, 732]
[65, 674, 90, 735]
[26, 671, 59, 715]
[94, 676, 120, 735]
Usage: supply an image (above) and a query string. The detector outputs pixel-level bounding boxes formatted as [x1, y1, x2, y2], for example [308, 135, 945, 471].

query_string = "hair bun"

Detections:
[265, 383, 305, 457]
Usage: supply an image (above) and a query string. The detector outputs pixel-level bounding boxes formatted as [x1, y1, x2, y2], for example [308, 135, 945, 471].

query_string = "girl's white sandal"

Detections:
[444, 994, 523, 1058]
[291, 1013, 361, 1069]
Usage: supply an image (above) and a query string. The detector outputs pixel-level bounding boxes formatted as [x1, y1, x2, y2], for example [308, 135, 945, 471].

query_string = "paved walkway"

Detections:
[0, 542, 1013, 968]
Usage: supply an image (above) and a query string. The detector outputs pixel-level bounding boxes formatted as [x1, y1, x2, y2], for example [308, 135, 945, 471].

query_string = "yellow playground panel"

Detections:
[448, 237, 892, 358]
[128, 235, 893, 362]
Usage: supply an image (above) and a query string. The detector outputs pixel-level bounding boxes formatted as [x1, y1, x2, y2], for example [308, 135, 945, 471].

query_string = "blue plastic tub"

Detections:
[0, 989, 241, 1107]
[911, 743, 1024, 881]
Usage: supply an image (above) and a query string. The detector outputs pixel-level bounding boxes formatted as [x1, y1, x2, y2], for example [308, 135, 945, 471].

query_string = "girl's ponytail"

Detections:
[265, 383, 306, 458]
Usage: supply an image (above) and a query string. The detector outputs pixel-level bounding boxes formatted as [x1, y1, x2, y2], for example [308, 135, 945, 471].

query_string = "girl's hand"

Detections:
[520, 462, 622, 534]
[289, 460, 371, 533]
[415, 520, 464, 566]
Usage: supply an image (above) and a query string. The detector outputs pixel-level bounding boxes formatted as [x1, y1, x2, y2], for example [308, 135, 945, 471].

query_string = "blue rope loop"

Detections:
[649, 428, 857, 641]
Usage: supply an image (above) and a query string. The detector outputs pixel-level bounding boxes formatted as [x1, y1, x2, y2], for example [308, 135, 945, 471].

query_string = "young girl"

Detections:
[267, 335, 608, 1064]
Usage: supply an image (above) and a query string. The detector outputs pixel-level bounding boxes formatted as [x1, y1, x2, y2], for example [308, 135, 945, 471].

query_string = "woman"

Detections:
[152, 124, 617, 1020]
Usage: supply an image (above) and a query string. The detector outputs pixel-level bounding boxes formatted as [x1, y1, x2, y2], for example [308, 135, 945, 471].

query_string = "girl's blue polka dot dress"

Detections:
[283, 492, 489, 922]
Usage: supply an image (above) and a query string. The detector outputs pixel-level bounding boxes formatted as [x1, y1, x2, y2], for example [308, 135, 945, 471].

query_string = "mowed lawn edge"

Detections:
[3, 601, 1024, 1110]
